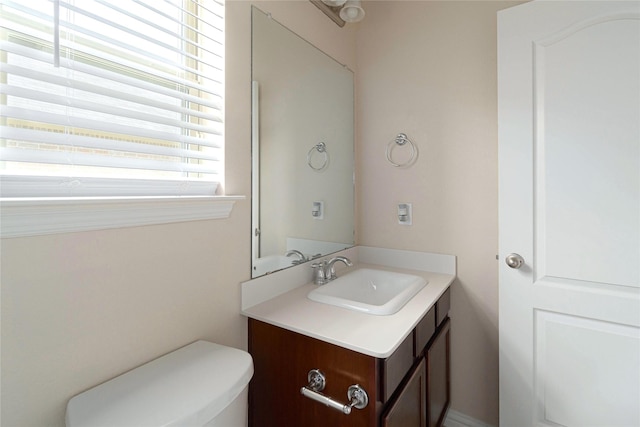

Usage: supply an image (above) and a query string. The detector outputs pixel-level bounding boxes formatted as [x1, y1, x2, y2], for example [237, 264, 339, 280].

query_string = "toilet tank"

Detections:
[66, 341, 253, 427]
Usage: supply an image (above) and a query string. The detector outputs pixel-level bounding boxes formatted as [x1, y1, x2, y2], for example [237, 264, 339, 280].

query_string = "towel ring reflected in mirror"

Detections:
[386, 133, 418, 167]
[308, 142, 329, 171]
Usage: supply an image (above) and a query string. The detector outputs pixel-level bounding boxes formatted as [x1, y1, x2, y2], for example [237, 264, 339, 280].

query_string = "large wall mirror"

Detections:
[251, 7, 355, 278]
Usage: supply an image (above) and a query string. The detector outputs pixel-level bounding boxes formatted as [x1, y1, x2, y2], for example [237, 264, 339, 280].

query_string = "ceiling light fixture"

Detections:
[338, 0, 365, 23]
[310, 0, 365, 27]
[322, 0, 346, 6]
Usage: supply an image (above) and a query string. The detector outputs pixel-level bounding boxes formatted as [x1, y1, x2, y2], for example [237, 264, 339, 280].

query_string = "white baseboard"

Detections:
[445, 410, 496, 427]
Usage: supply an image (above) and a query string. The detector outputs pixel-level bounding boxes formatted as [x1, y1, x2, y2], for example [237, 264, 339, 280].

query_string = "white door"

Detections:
[498, 1, 640, 426]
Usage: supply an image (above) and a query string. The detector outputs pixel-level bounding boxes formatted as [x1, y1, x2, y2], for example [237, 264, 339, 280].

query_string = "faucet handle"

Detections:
[311, 261, 327, 285]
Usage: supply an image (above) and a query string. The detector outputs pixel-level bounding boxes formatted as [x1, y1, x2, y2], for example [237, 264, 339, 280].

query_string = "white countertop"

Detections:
[242, 262, 455, 358]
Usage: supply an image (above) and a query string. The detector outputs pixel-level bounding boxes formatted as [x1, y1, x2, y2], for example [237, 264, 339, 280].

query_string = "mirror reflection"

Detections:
[251, 7, 355, 278]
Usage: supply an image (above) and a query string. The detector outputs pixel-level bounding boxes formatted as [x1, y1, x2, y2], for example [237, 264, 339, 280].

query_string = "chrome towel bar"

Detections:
[300, 369, 369, 415]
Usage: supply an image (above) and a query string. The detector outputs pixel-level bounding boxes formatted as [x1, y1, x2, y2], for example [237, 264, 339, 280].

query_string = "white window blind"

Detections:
[0, 0, 225, 198]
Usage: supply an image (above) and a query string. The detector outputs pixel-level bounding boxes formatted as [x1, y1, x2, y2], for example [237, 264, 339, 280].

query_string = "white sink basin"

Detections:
[307, 268, 427, 315]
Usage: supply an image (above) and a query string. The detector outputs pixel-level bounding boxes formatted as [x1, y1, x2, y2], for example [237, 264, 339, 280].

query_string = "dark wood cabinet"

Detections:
[248, 319, 377, 427]
[426, 318, 450, 427]
[381, 358, 427, 427]
[248, 287, 451, 427]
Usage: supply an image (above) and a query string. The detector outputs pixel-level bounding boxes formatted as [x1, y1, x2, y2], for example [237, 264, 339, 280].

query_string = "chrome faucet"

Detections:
[326, 256, 353, 280]
[311, 256, 353, 285]
[285, 249, 307, 264]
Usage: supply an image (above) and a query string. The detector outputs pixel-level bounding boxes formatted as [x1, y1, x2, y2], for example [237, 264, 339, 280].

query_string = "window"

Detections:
[0, 0, 240, 237]
[1, 0, 224, 196]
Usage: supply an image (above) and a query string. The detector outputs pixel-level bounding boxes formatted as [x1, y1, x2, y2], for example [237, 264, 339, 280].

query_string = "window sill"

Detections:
[0, 195, 245, 238]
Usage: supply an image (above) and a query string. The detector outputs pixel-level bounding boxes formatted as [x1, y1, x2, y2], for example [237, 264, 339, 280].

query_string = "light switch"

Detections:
[312, 201, 324, 220]
[398, 203, 412, 225]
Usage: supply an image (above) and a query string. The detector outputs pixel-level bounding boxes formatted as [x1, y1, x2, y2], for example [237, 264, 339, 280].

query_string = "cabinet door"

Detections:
[248, 319, 378, 427]
[381, 358, 427, 427]
[426, 318, 450, 427]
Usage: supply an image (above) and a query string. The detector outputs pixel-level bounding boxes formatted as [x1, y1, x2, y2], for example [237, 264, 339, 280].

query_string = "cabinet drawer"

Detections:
[415, 306, 436, 356]
[436, 288, 451, 327]
[382, 332, 414, 402]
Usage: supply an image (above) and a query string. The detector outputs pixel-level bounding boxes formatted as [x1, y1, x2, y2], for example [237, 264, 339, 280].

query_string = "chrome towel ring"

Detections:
[386, 133, 417, 167]
[308, 142, 329, 171]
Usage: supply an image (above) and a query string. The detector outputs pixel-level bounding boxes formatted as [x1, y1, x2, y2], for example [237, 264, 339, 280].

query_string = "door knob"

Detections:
[505, 253, 525, 269]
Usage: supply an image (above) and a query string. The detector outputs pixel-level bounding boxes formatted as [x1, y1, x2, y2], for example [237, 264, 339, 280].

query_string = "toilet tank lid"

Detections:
[66, 341, 253, 427]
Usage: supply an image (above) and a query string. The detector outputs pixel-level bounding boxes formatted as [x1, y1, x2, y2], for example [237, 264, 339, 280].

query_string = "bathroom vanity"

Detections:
[242, 249, 455, 427]
[248, 290, 450, 427]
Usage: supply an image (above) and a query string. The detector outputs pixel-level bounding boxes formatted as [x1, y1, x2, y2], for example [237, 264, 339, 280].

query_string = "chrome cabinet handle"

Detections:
[505, 253, 525, 269]
[300, 369, 369, 415]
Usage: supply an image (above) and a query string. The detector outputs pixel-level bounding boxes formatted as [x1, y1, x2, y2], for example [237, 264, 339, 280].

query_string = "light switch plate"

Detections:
[312, 201, 324, 220]
[398, 203, 412, 225]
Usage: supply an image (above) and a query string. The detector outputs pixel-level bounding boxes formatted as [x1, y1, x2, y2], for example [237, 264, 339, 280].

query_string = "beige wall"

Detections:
[1, 1, 517, 425]
[356, 1, 518, 425]
[0, 2, 355, 426]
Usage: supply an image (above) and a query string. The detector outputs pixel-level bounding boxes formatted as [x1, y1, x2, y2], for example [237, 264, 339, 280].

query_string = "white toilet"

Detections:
[65, 341, 253, 427]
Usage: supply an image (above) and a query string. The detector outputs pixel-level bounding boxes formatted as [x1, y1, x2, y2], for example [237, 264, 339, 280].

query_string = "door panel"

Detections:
[536, 17, 640, 287]
[535, 311, 640, 427]
[498, 2, 640, 426]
